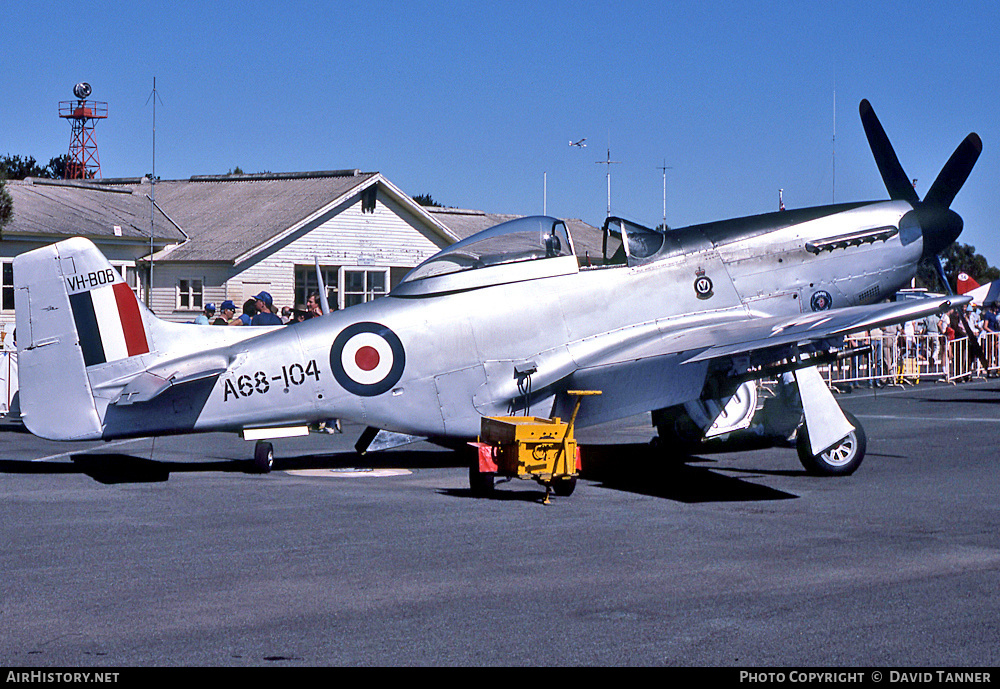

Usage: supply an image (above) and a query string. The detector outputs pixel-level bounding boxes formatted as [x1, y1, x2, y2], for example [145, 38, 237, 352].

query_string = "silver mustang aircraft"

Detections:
[13, 100, 980, 480]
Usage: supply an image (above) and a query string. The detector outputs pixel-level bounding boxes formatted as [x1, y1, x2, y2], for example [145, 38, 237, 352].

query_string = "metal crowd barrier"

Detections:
[821, 331, 1000, 388]
[0, 350, 17, 415]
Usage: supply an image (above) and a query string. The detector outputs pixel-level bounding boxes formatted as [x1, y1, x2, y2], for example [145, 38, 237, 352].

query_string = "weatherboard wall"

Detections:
[149, 188, 452, 322]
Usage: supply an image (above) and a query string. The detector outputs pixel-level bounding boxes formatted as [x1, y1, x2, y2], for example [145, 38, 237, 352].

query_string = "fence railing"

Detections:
[820, 331, 1000, 387]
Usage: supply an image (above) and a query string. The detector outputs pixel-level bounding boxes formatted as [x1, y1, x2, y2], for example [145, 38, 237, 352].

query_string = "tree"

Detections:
[47, 154, 68, 179]
[1, 154, 47, 179]
[915, 242, 1000, 292]
[412, 193, 441, 207]
[0, 154, 67, 180]
[0, 178, 12, 235]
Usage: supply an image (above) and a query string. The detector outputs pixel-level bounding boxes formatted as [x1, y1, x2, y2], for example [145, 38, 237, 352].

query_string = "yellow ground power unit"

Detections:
[468, 390, 600, 502]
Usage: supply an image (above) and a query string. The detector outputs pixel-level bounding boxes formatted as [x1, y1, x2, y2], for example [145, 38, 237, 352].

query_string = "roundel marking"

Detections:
[330, 322, 405, 396]
[810, 290, 833, 312]
[355, 346, 380, 372]
[694, 274, 714, 300]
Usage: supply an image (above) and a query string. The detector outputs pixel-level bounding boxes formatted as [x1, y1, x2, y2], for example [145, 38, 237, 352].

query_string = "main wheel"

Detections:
[253, 441, 274, 473]
[469, 464, 495, 496]
[796, 411, 866, 476]
[551, 476, 577, 497]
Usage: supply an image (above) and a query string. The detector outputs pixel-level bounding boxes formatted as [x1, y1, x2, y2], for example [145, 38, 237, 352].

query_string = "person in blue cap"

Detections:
[230, 298, 257, 326]
[215, 300, 237, 325]
[194, 303, 216, 325]
[250, 291, 283, 326]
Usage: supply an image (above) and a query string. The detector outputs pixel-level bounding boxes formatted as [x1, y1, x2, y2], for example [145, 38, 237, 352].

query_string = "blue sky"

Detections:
[5, 0, 1000, 265]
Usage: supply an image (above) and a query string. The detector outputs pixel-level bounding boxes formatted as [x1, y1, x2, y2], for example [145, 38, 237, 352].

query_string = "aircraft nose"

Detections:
[919, 206, 964, 258]
[900, 206, 963, 258]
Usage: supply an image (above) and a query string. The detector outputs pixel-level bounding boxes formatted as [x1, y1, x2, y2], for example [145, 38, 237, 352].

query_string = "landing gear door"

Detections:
[794, 366, 854, 455]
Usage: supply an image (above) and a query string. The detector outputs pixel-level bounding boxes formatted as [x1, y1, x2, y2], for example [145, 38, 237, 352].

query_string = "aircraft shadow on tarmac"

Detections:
[0, 448, 468, 486]
[0, 453, 216, 484]
[0, 442, 798, 502]
[919, 394, 1000, 406]
[439, 442, 799, 503]
[577, 443, 798, 503]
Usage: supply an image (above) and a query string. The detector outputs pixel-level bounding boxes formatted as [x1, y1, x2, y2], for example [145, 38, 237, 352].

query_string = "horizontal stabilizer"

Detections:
[110, 363, 228, 405]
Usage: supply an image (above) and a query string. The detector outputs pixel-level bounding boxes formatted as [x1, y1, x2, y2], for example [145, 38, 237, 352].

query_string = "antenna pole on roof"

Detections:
[656, 160, 672, 230]
[145, 77, 163, 306]
[596, 144, 620, 217]
[315, 256, 331, 315]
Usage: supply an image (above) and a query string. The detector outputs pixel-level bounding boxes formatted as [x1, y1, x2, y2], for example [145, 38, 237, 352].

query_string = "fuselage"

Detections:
[121, 199, 922, 441]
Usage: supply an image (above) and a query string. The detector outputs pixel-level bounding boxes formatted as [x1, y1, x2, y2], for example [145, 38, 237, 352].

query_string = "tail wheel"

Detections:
[253, 441, 274, 474]
[796, 411, 866, 476]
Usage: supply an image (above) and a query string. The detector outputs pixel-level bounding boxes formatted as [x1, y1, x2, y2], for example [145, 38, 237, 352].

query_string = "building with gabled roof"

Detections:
[2, 170, 602, 327]
[1, 176, 186, 320]
[3, 170, 459, 323]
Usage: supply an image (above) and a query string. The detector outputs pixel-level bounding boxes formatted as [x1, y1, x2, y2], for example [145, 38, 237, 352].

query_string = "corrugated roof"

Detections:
[151, 171, 379, 262]
[4, 178, 186, 244]
[4, 173, 604, 265]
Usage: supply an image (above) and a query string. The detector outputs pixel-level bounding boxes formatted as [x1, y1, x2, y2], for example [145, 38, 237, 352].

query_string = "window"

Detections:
[2, 262, 13, 311]
[177, 278, 203, 310]
[343, 269, 387, 308]
[110, 262, 142, 300]
[295, 265, 389, 310]
[295, 265, 339, 310]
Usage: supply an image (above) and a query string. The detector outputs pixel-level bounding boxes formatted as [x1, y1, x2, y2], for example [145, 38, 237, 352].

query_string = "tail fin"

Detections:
[14, 238, 153, 440]
[957, 272, 980, 295]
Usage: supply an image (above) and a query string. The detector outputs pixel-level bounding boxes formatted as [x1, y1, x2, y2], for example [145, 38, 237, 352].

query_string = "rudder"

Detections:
[14, 238, 151, 440]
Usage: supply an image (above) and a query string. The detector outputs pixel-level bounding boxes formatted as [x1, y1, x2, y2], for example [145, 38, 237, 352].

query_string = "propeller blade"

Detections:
[860, 99, 919, 205]
[932, 255, 954, 296]
[923, 132, 983, 209]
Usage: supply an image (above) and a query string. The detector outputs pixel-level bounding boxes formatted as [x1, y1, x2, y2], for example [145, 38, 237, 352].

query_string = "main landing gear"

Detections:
[796, 411, 867, 476]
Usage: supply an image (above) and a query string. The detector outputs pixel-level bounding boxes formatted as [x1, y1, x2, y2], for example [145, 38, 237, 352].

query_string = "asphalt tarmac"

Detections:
[1, 380, 998, 667]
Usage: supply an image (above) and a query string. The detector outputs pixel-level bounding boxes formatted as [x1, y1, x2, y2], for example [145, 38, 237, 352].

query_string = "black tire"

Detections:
[796, 411, 866, 476]
[551, 476, 577, 497]
[253, 441, 274, 474]
[469, 464, 495, 496]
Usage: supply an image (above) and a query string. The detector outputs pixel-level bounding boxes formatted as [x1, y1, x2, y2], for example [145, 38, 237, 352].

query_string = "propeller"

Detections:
[860, 99, 981, 259]
[860, 99, 988, 371]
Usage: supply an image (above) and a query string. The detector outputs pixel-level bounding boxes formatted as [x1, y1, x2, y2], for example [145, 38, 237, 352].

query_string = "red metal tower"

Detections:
[59, 83, 108, 179]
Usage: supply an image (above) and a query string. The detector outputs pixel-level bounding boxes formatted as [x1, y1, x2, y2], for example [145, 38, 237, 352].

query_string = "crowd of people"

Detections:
[191, 291, 331, 327]
[191, 290, 342, 432]
[839, 301, 1000, 385]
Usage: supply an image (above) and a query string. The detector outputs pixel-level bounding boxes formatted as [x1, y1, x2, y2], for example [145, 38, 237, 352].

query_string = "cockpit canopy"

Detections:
[601, 217, 666, 265]
[394, 216, 578, 296]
